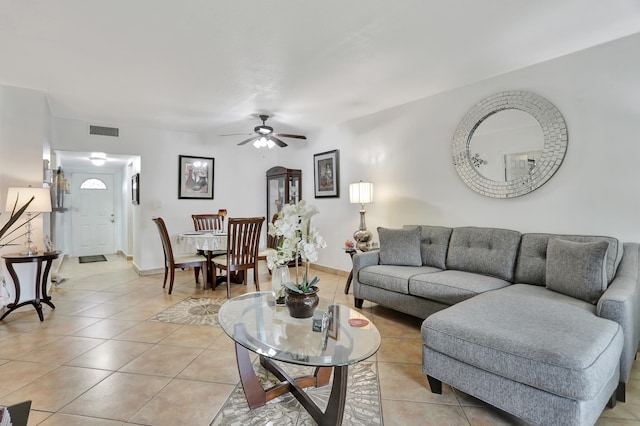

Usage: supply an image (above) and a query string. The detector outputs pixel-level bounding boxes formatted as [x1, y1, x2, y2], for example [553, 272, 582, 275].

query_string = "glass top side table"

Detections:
[218, 291, 380, 425]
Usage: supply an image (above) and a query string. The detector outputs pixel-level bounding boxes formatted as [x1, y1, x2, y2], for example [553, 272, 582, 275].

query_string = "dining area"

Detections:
[152, 210, 275, 298]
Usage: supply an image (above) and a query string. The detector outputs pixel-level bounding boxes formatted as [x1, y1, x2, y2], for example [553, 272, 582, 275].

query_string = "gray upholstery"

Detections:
[409, 270, 510, 305]
[546, 239, 609, 304]
[404, 225, 453, 269]
[597, 243, 640, 384]
[378, 227, 422, 266]
[515, 233, 623, 286]
[359, 264, 440, 295]
[423, 284, 622, 400]
[351, 225, 640, 425]
[357, 283, 450, 320]
[423, 346, 620, 426]
[446, 227, 521, 281]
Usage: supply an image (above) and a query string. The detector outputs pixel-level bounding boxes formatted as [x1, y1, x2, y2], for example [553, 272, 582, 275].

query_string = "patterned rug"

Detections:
[151, 297, 226, 326]
[211, 360, 382, 426]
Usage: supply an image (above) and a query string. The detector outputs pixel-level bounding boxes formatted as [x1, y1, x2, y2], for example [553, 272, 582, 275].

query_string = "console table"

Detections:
[1, 251, 59, 321]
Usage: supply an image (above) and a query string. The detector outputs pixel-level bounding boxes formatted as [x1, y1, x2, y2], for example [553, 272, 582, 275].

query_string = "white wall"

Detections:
[52, 119, 284, 272]
[10, 32, 639, 279]
[0, 85, 53, 305]
[302, 33, 640, 272]
[0, 85, 51, 254]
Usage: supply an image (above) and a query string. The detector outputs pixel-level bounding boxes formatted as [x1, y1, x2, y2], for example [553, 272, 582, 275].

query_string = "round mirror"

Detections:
[470, 109, 544, 182]
[452, 91, 568, 198]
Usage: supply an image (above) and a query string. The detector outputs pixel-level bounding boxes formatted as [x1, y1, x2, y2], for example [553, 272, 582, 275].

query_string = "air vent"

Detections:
[89, 125, 119, 137]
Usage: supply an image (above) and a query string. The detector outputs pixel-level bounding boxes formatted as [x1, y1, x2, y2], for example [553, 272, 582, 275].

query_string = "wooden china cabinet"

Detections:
[266, 166, 301, 221]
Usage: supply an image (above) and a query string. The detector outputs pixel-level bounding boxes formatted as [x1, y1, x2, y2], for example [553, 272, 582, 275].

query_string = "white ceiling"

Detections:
[1, 0, 640, 136]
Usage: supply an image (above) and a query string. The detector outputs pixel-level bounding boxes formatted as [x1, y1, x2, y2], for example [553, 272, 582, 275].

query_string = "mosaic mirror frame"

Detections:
[452, 91, 568, 198]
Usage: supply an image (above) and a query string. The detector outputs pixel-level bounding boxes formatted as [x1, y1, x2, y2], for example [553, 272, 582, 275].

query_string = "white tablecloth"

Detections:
[178, 232, 227, 252]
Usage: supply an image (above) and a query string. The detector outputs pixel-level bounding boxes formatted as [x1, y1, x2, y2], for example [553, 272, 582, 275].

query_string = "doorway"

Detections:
[71, 172, 116, 256]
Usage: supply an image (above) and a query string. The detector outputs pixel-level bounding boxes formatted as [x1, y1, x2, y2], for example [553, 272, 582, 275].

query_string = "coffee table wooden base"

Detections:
[235, 342, 348, 426]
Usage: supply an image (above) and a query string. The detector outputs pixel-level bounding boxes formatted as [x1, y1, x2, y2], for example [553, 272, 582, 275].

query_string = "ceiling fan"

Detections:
[221, 115, 307, 148]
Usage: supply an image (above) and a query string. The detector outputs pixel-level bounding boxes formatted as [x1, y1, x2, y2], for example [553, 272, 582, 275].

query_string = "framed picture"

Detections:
[313, 149, 339, 198]
[178, 155, 214, 199]
[131, 173, 140, 205]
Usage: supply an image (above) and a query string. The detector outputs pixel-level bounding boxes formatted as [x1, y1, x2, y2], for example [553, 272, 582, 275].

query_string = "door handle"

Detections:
[110, 214, 115, 223]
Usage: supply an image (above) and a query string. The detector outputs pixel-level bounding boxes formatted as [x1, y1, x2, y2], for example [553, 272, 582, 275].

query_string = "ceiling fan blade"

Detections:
[273, 133, 307, 140]
[221, 133, 254, 137]
[237, 136, 258, 146]
[270, 136, 288, 148]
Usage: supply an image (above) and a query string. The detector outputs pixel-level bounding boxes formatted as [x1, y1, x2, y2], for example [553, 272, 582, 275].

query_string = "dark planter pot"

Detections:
[285, 288, 319, 318]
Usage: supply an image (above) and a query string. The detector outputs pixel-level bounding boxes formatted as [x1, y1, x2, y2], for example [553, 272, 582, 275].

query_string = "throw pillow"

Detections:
[378, 227, 422, 266]
[545, 239, 609, 304]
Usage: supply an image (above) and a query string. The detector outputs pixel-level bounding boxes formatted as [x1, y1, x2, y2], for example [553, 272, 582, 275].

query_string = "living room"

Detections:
[1, 2, 640, 425]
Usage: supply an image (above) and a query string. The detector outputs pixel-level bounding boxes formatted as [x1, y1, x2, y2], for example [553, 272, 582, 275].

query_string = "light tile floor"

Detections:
[0, 254, 637, 425]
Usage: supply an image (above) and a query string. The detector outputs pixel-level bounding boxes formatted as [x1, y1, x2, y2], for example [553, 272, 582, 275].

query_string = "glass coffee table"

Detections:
[218, 291, 380, 426]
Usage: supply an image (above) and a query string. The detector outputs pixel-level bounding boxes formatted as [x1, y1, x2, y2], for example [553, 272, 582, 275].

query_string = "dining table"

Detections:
[178, 231, 244, 288]
[178, 231, 226, 288]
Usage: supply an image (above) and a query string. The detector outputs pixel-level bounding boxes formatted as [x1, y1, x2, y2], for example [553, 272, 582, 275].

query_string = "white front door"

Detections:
[71, 173, 116, 256]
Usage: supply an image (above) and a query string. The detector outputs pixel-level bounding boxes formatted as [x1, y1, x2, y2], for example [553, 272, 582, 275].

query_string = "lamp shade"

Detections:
[349, 181, 373, 205]
[5, 187, 52, 213]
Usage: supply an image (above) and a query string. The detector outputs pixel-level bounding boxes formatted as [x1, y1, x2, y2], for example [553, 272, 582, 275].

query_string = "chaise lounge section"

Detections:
[352, 226, 640, 425]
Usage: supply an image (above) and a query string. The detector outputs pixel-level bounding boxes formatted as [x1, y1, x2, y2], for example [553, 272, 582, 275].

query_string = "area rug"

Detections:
[211, 360, 382, 426]
[151, 297, 226, 326]
[78, 255, 107, 263]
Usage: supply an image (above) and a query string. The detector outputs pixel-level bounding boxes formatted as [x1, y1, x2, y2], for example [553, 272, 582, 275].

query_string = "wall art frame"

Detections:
[131, 173, 140, 205]
[313, 149, 339, 198]
[178, 155, 215, 199]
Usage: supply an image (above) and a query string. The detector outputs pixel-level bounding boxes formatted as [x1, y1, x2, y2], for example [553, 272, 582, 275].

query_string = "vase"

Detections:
[285, 288, 319, 318]
[271, 267, 290, 305]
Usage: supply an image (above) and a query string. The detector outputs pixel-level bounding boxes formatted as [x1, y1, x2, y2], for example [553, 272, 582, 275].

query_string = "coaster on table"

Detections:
[349, 318, 369, 327]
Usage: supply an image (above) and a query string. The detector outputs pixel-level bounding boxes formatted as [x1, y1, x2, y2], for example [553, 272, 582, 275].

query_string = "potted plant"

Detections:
[0, 194, 35, 248]
[267, 200, 326, 318]
[0, 194, 34, 305]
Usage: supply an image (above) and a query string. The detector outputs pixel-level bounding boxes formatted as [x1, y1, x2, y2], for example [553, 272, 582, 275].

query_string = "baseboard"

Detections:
[135, 265, 164, 276]
[310, 264, 349, 278]
[117, 250, 133, 260]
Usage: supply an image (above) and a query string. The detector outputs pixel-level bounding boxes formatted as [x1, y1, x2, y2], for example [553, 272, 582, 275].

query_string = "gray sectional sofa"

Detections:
[352, 226, 640, 426]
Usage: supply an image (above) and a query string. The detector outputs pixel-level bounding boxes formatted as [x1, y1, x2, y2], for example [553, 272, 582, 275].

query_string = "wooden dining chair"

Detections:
[191, 214, 222, 232]
[212, 217, 265, 298]
[192, 213, 226, 277]
[258, 214, 280, 274]
[152, 217, 207, 294]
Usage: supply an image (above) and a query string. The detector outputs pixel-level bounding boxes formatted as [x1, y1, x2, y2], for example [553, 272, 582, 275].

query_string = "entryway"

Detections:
[71, 172, 116, 256]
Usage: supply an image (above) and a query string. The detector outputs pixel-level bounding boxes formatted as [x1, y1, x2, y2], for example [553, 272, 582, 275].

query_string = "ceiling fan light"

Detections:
[267, 139, 275, 149]
[252, 139, 261, 148]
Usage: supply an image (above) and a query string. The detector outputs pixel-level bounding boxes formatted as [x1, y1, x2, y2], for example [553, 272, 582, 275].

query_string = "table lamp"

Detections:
[349, 181, 373, 250]
[5, 187, 52, 255]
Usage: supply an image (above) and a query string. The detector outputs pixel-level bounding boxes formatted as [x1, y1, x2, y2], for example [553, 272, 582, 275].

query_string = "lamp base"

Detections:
[20, 247, 38, 256]
[353, 229, 372, 251]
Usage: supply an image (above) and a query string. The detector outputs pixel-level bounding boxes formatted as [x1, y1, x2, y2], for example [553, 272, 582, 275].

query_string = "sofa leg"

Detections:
[427, 375, 442, 394]
[355, 298, 363, 309]
[608, 392, 617, 409]
[616, 382, 626, 402]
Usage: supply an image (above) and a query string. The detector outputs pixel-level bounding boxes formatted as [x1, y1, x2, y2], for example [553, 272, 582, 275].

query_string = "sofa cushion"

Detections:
[546, 239, 609, 304]
[422, 284, 622, 401]
[446, 227, 521, 281]
[409, 270, 510, 305]
[378, 227, 422, 266]
[358, 264, 440, 294]
[515, 233, 623, 286]
[404, 225, 453, 269]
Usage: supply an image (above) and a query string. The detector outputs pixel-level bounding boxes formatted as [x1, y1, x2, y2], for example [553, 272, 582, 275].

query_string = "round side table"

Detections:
[1, 251, 60, 321]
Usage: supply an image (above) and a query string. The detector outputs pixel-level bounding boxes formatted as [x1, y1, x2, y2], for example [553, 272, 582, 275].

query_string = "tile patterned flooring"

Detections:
[0, 254, 637, 425]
